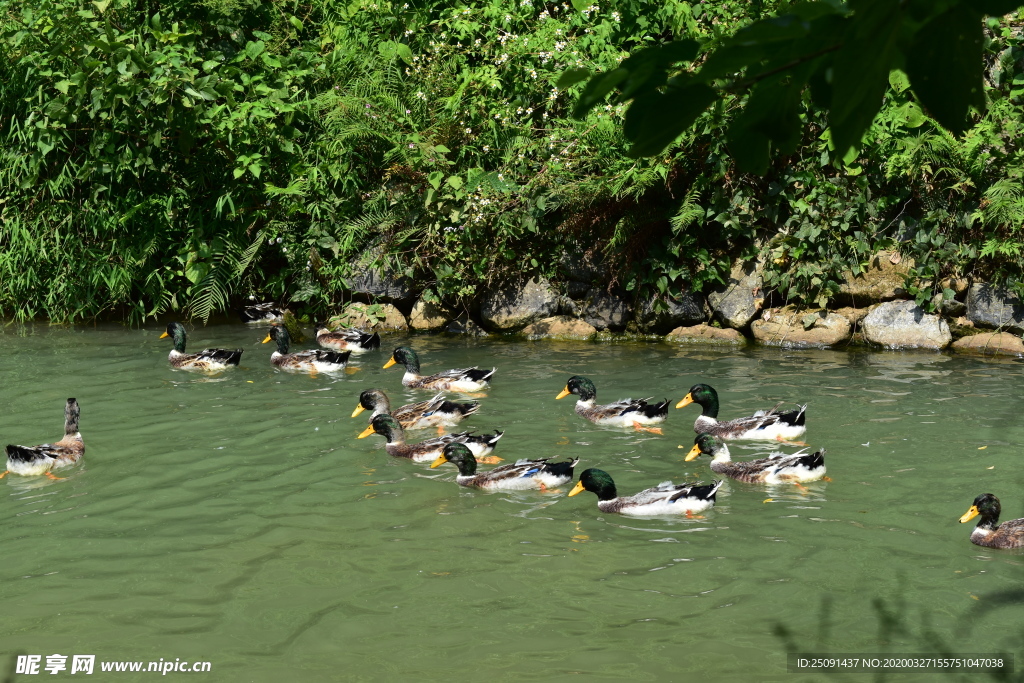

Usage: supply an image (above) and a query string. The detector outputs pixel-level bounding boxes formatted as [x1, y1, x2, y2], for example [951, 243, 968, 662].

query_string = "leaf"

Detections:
[802, 314, 817, 330]
[557, 68, 591, 89]
[396, 43, 413, 65]
[573, 68, 628, 118]
[445, 175, 463, 190]
[427, 171, 444, 189]
[92, 0, 111, 13]
[55, 80, 73, 94]
[433, 144, 451, 153]
[625, 83, 718, 157]
[245, 41, 266, 60]
[569, 0, 589, 11]
[289, 15, 304, 32]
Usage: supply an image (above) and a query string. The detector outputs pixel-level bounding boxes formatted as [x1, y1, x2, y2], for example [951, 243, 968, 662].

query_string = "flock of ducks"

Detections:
[2, 318, 1022, 549]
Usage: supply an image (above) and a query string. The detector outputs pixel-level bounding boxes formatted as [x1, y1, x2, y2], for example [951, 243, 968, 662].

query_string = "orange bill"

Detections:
[556, 386, 571, 400]
[159, 331, 169, 339]
[357, 425, 375, 439]
[683, 444, 702, 462]
[382, 357, 397, 369]
[567, 480, 586, 497]
[429, 454, 448, 469]
[675, 393, 694, 409]
[959, 505, 980, 524]
[351, 405, 366, 418]
[261, 334, 272, 344]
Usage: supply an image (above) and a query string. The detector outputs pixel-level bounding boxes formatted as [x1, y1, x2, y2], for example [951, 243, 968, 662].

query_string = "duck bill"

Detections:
[429, 455, 447, 469]
[683, 444, 702, 462]
[159, 331, 169, 339]
[675, 393, 694, 409]
[959, 505, 980, 524]
[568, 480, 586, 497]
[261, 334, 272, 344]
[556, 387, 571, 400]
[351, 405, 365, 418]
[356, 425, 375, 439]
[383, 357, 397, 369]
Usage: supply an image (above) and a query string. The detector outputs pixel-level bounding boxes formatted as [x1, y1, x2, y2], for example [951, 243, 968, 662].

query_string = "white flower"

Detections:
[611, 10, 620, 20]
[465, 128, 472, 133]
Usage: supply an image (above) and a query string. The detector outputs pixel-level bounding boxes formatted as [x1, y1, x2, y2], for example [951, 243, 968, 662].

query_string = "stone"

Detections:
[408, 299, 450, 331]
[966, 283, 1024, 334]
[664, 324, 745, 345]
[521, 316, 597, 340]
[559, 243, 611, 283]
[576, 289, 632, 331]
[633, 292, 706, 334]
[479, 278, 561, 331]
[751, 309, 852, 348]
[329, 302, 407, 331]
[932, 293, 967, 318]
[861, 300, 951, 349]
[951, 332, 1024, 357]
[343, 261, 413, 304]
[833, 306, 870, 327]
[446, 316, 491, 337]
[708, 259, 764, 329]
[834, 251, 913, 305]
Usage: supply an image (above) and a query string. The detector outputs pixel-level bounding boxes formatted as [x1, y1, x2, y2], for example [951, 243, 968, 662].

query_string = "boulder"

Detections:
[833, 306, 870, 327]
[521, 316, 597, 340]
[966, 283, 1024, 334]
[751, 309, 852, 348]
[708, 260, 764, 329]
[861, 300, 951, 349]
[479, 278, 561, 331]
[633, 292, 706, 334]
[329, 302, 407, 331]
[575, 289, 632, 331]
[343, 254, 414, 304]
[834, 251, 913, 305]
[408, 299, 450, 331]
[664, 324, 745, 345]
[951, 332, 1024, 357]
[446, 316, 491, 337]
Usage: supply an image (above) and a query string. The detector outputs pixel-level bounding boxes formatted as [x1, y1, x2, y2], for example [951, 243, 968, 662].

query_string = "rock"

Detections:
[932, 293, 967, 318]
[833, 306, 870, 327]
[751, 308, 852, 348]
[664, 324, 745, 345]
[446, 316, 491, 337]
[966, 283, 1024, 334]
[408, 299, 450, 331]
[939, 276, 970, 295]
[329, 303, 407, 331]
[708, 260, 764, 329]
[861, 300, 951, 349]
[951, 332, 1024, 357]
[834, 251, 913, 305]
[479, 278, 561, 331]
[343, 259, 414, 304]
[576, 289, 632, 331]
[521, 316, 597, 340]
[633, 292, 706, 334]
[559, 243, 611, 283]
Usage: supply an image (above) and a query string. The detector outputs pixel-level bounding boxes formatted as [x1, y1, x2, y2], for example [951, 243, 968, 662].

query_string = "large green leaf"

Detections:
[624, 83, 717, 158]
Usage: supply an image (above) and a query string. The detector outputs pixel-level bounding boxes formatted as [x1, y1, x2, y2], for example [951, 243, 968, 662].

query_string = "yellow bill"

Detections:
[261, 334, 272, 344]
[684, 444, 702, 462]
[382, 357, 397, 369]
[356, 425, 375, 439]
[568, 480, 586, 497]
[159, 331, 169, 339]
[675, 393, 694, 409]
[959, 505, 980, 524]
[351, 405, 365, 418]
[556, 386, 571, 400]
[430, 454, 448, 469]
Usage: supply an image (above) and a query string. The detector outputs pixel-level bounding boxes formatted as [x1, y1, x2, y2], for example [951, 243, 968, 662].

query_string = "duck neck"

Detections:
[698, 394, 719, 419]
[171, 327, 188, 353]
[709, 443, 731, 462]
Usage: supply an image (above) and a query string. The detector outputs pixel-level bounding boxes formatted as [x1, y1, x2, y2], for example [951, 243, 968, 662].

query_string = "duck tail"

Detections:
[359, 332, 381, 350]
[778, 404, 807, 426]
[319, 350, 351, 365]
[641, 399, 671, 418]
[798, 448, 825, 469]
[484, 430, 504, 446]
[442, 400, 480, 417]
[543, 457, 580, 478]
[5, 444, 53, 465]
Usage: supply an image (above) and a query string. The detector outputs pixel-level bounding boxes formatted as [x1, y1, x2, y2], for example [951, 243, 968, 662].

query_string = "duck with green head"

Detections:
[430, 443, 578, 491]
[2, 398, 83, 480]
[263, 325, 349, 373]
[315, 322, 380, 354]
[959, 494, 1024, 549]
[160, 321, 243, 371]
[676, 383, 806, 441]
[357, 414, 503, 463]
[684, 433, 826, 485]
[352, 389, 479, 433]
[568, 468, 722, 516]
[383, 346, 495, 392]
[556, 376, 669, 431]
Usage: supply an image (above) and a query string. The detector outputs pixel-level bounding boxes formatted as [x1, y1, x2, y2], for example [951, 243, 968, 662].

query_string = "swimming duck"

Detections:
[568, 468, 722, 516]
[2, 398, 84, 480]
[556, 376, 669, 430]
[430, 443, 578, 491]
[316, 323, 381, 354]
[352, 389, 479, 432]
[262, 325, 349, 373]
[959, 494, 1024, 549]
[676, 383, 806, 440]
[357, 414, 503, 463]
[683, 433, 826, 484]
[383, 346, 494, 392]
[239, 302, 285, 323]
[160, 322, 243, 371]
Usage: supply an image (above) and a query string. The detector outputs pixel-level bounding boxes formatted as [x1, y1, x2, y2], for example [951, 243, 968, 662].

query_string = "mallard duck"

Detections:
[240, 302, 285, 323]
[316, 323, 381, 354]
[556, 376, 669, 430]
[357, 414, 503, 463]
[683, 433, 826, 484]
[262, 325, 349, 373]
[676, 383, 806, 440]
[430, 442, 578, 491]
[384, 346, 494, 392]
[160, 322, 243, 370]
[2, 398, 83, 480]
[568, 468, 722, 516]
[352, 389, 479, 432]
[959, 494, 1024, 549]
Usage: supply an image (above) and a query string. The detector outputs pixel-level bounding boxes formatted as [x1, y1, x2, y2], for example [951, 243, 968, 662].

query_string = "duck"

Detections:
[568, 468, 722, 516]
[160, 322, 243, 370]
[239, 302, 285, 323]
[676, 383, 806, 441]
[357, 414, 503, 463]
[959, 494, 1024, 549]
[555, 376, 669, 430]
[262, 325, 349, 373]
[430, 443, 578, 491]
[683, 433, 826, 484]
[2, 398, 84, 480]
[315, 323, 381, 354]
[383, 346, 494, 392]
[352, 389, 479, 432]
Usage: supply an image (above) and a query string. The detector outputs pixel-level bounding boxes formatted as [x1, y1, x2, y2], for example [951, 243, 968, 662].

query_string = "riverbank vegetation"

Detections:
[2, 0, 1023, 323]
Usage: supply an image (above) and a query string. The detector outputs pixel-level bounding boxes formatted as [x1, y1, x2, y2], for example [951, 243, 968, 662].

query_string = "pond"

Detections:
[1, 323, 1022, 681]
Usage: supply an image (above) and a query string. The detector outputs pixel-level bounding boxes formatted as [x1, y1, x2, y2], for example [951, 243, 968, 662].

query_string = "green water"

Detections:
[2, 324, 1023, 681]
